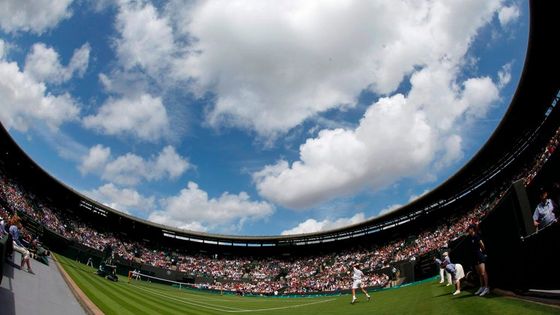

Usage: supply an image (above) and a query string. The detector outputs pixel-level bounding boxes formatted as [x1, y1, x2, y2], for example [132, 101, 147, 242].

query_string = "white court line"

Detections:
[129, 283, 248, 312]
[129, 283, 337, 313]
[131, 280, 319, 303]
[225, 299, 337, 313]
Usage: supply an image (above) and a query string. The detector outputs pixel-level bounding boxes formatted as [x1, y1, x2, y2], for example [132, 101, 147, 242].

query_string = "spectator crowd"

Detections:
[1, 125, 559, 294]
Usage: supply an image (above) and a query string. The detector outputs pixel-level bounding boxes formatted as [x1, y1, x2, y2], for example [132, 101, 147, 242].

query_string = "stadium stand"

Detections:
[0, 1, 559, 312]
[1, 118, 559, 294]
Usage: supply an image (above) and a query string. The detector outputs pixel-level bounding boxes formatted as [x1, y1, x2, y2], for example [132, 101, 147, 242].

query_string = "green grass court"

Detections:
[55, 254, 558, 315]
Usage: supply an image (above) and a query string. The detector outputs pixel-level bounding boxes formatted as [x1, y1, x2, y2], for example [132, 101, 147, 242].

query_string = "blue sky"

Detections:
[0, 0, 527, 235]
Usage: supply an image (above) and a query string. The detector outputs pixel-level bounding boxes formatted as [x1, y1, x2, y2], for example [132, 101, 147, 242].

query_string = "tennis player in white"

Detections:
[351, 264, 371, 304]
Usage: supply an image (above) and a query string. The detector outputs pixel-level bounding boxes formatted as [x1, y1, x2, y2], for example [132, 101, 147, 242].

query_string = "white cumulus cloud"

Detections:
[114, 1, 175, 76]
[0, 40, 6, 59]
[498, 4, 520, 27]
[376, 190, 431, 217]
[378, 204, 402, 217]
[498, 62, 512, 89]
[79, 144, 190, 186]
[103, 0, 511, 141]
[148, 181, 275, 233]
[0, 50, 80, 132]
[83, 93, 170, 141]
[164, 0, 505, 136]
[254, 62, 501, 209]
[24, 42, 90, 84]
[281, 213, 366, 235]
[0, 0, 73, 34]
[84, 183, 156, 214]
[408, 189, 431, 203]
[79, 144, 111, 175]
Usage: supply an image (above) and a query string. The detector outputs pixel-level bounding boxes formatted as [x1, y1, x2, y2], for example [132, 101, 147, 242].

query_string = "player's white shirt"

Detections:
[352, 268, 364, 281]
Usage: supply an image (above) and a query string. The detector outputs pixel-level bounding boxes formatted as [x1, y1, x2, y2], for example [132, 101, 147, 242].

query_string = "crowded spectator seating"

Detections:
[1, 125, 559, 294]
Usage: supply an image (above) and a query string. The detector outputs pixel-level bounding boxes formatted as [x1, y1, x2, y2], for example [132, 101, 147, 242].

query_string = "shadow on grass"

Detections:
[434, 292, 453, 298]
[453, 289, 498, 300]
[436, 290, 497, 300]
[458, 293, 497, 299]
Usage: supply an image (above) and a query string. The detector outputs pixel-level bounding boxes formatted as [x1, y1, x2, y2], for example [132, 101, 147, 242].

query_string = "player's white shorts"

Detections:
[352, 280, 362, 289]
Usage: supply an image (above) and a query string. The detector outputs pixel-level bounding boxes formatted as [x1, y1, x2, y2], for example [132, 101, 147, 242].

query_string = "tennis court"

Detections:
[55, 254, 558, 315]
